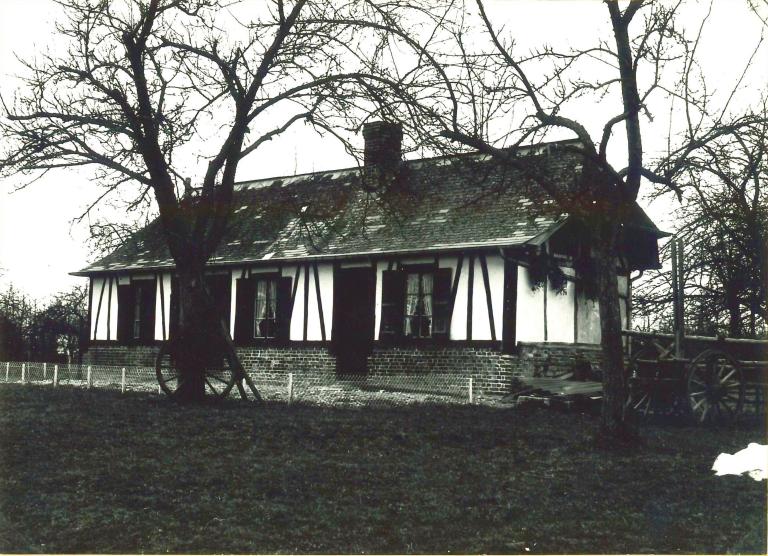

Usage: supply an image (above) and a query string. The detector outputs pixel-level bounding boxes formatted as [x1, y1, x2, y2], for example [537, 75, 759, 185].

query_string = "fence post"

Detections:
[53, 364, 59, 388]
[121, 368, 126, 394]
[87, 365, 92, 389]
[21, 363, 26, 384]
[288, 373, 294, 405]
[5, 362, 8, 382]
[468, 377, 474, 404]
[43, 362, 47, 380]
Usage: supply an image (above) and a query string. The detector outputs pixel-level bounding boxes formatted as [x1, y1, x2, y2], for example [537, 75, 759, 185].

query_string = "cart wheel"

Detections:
[686, 349, 744, 423]
[155, 342, 236, 399]
[627, 345, 663, 417]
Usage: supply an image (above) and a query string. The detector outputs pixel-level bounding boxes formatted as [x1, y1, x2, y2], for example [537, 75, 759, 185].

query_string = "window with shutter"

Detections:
[253, 277, 278, 338]
[116, 279, 155, 344]
[404, 271, 434, 338]
[234, 274, 292, 345]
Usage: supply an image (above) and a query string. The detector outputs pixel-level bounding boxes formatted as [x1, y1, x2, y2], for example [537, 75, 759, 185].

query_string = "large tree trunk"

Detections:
[173, 267, 213, 402]
[593, 220, 637, 441]
[171, 265, 258, 403]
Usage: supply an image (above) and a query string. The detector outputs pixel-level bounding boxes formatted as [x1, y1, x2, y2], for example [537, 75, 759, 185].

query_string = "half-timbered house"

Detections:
[73, 122, 667, 394]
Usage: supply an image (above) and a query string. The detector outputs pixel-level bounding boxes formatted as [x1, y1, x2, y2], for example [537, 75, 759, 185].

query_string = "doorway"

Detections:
[332, 267, 376, 375]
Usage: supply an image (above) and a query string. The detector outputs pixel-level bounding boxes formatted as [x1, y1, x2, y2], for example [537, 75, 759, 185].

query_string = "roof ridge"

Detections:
[233, 137, 584, 190]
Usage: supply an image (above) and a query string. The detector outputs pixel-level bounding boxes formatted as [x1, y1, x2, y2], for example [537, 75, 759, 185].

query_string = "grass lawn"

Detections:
[0, 384, 765, 554]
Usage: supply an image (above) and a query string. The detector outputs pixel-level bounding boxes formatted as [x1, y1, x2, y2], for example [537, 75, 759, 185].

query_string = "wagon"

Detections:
[624, 330, 767, 423]
[624, 238, 767, 423]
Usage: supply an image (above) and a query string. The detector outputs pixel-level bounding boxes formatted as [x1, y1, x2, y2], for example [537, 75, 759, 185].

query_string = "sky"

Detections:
[0, 0, 765, 302]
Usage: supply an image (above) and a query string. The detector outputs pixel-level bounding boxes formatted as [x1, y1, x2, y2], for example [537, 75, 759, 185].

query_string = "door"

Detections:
[332, 267, 376, 375]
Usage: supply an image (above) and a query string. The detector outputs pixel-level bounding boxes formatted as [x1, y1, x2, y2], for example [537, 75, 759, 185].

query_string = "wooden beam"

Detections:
[313, 263, 326, 342]
[479, 254, 496, 342]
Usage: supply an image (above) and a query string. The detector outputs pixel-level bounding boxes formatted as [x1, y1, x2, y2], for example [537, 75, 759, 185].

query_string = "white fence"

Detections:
[0, 361, 480, 407]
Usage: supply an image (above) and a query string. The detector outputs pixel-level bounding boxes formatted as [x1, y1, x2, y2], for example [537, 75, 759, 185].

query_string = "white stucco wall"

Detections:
[305, 262, 333, 341]
[154, 273, 172, 341]
[90, 276, 119, 341]
[516, 265, 545, 342]
[373, 261, 387, 340]
[90, 276, 105, 340]
[450, 258, 469, 341]
[546, 268, 575, 343]
[288, 264, 306, 341]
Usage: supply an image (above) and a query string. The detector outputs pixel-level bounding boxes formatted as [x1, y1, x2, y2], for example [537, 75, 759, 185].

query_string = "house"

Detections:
[73, 122, 666, 394]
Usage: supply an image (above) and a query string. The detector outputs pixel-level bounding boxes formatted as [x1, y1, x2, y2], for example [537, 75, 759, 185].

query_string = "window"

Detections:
[234, 274, 292, 344]
[404, 272, 433, 338]
[380, 267, 451, 342]
[253, 278, 278, 338]
[117, 278, 156, 344]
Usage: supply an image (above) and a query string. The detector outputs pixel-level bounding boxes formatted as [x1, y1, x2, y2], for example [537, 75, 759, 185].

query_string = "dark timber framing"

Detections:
[479, 254, 496, 342]
[290, 265, 301, 316]
[93, 277, 106, 338]
[312, 262, 326, 342]
[449, 254, 464, 315]
[87, 277, 93, 344]
[502, 259, 518, 353]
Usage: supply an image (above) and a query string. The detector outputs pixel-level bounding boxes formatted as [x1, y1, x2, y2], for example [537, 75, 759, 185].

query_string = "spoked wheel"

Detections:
[626, 344, 684, 418]
[155, 341, 237, 399]
[627, 345, 662, 417]
[686, 349, 744, 424]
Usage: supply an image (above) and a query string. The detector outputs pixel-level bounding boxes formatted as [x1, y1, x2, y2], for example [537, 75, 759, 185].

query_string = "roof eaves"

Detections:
[70, 238, 542, 276]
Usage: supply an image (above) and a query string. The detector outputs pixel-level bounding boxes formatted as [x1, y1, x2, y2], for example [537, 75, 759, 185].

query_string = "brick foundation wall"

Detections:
[83, 344, 161, 367]
[83, 341, 602, 396]
[517, 342, 603, 378]
[367, 346, 525, 395]
[237, 346, 337, 381]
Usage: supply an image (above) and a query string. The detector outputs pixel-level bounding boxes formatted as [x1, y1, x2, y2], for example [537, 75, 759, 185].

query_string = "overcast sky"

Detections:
[1, 0, 765, 301]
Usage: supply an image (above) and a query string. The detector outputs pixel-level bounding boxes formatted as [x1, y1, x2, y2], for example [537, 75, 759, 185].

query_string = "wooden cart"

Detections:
[624, 238, 766, 423]
[624, 330, 767, 422]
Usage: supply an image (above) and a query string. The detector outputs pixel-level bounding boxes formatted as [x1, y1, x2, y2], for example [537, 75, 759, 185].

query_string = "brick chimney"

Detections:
[363, 121, 403, 168]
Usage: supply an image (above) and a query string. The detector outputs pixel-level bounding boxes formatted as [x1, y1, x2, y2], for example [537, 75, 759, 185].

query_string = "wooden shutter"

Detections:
[205, 275, 231, 331]
[432, 268, 452, 340]
[380, 270, 406, 341]
[234, 278, 255, 344]
[139, 280, 156, 342]
[275, 276, 293, 343]
[116, 284, 133, 343]
[502, 260, 518, 353]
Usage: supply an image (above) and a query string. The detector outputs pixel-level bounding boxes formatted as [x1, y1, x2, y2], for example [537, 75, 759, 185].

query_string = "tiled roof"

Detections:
[75, 143, 661, 275]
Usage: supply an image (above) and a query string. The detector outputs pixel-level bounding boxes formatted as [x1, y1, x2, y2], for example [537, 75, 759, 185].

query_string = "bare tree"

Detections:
[0, 0, 425, 402]
[365, 0, 766, 439]
[635, 114, 768, 339]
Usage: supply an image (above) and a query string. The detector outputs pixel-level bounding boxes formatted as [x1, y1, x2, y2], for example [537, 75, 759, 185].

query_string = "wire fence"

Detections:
[0, 361, 481, 407]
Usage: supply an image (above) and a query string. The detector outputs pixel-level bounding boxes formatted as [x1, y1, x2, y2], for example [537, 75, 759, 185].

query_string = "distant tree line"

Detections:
[0, 284, 88, 362]
[634, 115, 767, 339]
